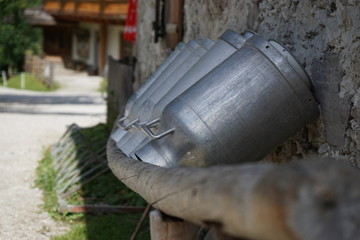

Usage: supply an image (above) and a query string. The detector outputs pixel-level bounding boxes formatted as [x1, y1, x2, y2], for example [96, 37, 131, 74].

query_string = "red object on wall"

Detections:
[124, 0, 137, 43]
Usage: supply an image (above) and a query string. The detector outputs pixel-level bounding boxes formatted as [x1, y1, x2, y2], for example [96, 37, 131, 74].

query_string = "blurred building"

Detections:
[26, 0, 132, 75]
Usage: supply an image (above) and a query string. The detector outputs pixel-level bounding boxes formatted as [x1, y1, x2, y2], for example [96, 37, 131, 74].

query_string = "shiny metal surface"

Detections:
[151, 30, 253, 121]
[123, 39, 204, 126]
[128, 30, 254, 158]
[135, 34, 319, 167]
[118, 38, 215, 156]
[125, 42, 187, 117]
[110, 41, 196, 143]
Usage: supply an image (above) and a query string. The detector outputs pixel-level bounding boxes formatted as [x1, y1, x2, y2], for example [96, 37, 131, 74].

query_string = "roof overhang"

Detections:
[43, 1, 128, 25]
[24, 5, 58, 26]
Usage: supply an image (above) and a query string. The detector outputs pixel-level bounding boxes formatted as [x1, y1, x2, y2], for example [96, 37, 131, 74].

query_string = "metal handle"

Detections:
[140, 118, 175, 140]
[116, 117, 139, 130]
[116, 116, 127, 128]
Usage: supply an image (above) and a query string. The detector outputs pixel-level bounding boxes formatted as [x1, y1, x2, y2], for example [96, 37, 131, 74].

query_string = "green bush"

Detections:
[0, 0, 43, 71]
[98, 78, 107, 94]
[35, 125, 150, 240]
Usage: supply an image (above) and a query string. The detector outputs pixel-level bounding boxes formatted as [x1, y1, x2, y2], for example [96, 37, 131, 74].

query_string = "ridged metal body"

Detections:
[111, 41, 196, 143]
[125, 42, 186, 116]
[128, 30, 254, 158]
[135, 35, 319, 167]
[117, 38, 215, 155]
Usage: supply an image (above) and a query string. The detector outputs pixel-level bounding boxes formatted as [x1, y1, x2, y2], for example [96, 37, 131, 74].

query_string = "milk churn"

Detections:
[124, 42, 186, 117]
[135, 35, 319, 167]
[111, 40, 197, 143]
[118, 38, 215, 155]
[128, 30, 255, 158]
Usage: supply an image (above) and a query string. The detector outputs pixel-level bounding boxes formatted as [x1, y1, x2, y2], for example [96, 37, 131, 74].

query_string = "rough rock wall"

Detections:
[135, 0, 170, 89]
[136, 0, 360, 165]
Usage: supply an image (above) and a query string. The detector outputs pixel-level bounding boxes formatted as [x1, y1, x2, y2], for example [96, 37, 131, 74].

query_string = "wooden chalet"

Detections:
[30, 0, 132, 75]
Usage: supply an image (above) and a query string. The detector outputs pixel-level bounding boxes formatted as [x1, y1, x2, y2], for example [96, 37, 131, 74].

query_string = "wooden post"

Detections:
[204, 227, 249, 240]
[21, 72, 25, 89]
[99, 23, 107, 76]
[164, 0, 184, 49]
[2, 70, 7, 86]
[150, 210, 200, 240]
[107, 139, 360, 240]
[106, 56, 133, 127]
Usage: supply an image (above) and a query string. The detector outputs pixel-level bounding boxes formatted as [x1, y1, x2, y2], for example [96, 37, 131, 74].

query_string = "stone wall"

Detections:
[24, 53, 55, 88]
[135, 0, 360, 165]
[135, 0, 170, 89]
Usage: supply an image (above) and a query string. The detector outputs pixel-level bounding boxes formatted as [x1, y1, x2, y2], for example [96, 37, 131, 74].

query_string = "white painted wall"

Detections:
[107, 25, 123, 60]
[72, 22, 99, 68]
[72, 23, 124, 74]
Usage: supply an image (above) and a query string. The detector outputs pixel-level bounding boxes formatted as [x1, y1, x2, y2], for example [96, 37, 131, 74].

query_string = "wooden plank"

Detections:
[99, 23, 107, 76]
[77, 2, 100, 14]
[107, 138, 360, 240]
[165, 0, 184, 49]
[43, 1, 61, 12]
[150, 210, 200, 240]
[63, 2, 75, 12]
[43, 0, 128, 22]
[104, 3, 128, 15]
[59, 204, 145, 214]
[106, 56, 133, 126]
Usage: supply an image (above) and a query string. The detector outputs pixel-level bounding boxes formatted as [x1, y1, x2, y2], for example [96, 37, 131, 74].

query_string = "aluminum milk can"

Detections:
[118, 38, 215, 155]
[111, 40, 198, 143]
[124, 42, 186, 117]
[128, 30, 255, 158]
[135, 35, 319, 167]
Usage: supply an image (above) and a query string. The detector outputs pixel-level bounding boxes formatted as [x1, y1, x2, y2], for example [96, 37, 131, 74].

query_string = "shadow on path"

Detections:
[0, 94, 103, 105]
[0, 107, 104, 116]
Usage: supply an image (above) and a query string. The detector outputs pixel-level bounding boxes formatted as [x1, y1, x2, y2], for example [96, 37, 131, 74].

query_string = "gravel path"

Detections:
[0, 65, 106, 240]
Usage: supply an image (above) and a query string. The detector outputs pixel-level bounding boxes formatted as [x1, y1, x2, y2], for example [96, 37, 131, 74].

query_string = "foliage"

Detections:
[35, 148, 60, 219]
[52, 215, 150, 240]
[0, 73, 59, 91]
[0, 0, 43, 72]
[97, 78, 107, 94]
[35, 124, 150, 239]
[61, 124, 147, 207]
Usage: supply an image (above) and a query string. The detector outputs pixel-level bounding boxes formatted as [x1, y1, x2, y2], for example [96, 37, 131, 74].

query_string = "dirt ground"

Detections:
[0, 64, 106, 240]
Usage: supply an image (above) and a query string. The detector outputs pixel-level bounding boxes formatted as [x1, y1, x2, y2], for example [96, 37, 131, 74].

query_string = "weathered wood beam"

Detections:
[107, 138, 360, 240]
[43, 0, 127, 24]
[150, 210, 200, 240]
[99, 23, 107, 76]
[58, 203, 145, 214]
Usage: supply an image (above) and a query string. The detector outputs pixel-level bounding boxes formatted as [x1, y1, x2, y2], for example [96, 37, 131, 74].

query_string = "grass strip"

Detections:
[52, 215, 149, 240]
[97, 78, 107, 94]
[35, 124, 150, 239]
[1, 73, 59, 91]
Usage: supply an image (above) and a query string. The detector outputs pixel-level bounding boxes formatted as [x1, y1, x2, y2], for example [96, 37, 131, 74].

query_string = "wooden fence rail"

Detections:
[107, 138, 360, 240]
